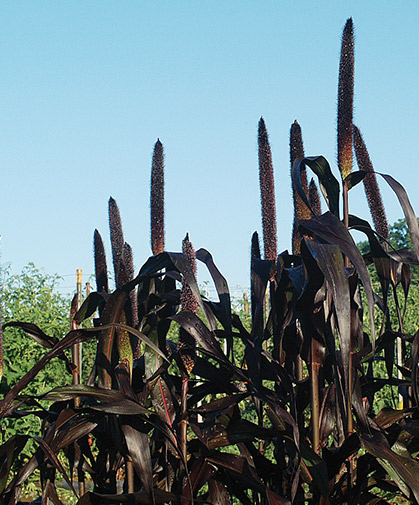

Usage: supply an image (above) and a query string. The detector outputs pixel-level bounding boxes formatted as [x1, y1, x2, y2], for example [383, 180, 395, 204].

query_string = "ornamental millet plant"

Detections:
[179, 232, 199, 462]
[2, 18, 419, 505]
[337, 17, 355, 434]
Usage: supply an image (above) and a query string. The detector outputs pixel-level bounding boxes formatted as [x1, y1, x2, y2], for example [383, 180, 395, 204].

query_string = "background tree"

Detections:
[0, 263, 71, 396]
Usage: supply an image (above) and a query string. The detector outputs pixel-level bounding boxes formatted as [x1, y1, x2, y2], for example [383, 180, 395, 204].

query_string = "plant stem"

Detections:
[127, 460, 134, 493]
[180, 373, 189, 465]
[343, 179, 354, 434]
[311, 338, 321, 454]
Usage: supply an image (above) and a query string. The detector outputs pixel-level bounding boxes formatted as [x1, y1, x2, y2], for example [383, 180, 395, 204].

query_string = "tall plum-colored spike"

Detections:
[180, 233, 198, 375]
[290, 120, 305, 170]
[258, 118, 277, 261]
[108, 197, 125, 288]
[337, 18, 354, 181]
[354, 126, 390, 239]
[93, 229, 109, 293]
[122, 242, 139, 328]
[122, 242, 134, 281]
[290, 120, 310, 254]
[150, 139, 165, 255]
[309, 178, 322, 216]
[181, 233, 199, 316]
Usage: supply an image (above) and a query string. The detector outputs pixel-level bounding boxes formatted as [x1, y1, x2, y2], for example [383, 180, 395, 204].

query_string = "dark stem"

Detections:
[180, 373, 189, 466]
[311, 338, 321, 454]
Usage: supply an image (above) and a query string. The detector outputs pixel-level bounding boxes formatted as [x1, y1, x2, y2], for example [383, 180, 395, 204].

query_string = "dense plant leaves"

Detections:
[0, 435, 28, 494]
[196, 248, 232, 333]
[182, 458, 217, 504]
[105, 323, 169, 363]
[319, 384, 337, 446]
[299, 439, 329, 498]
[42, 384, 142, 405]
[360, 431, 419, 502]
[33, 436, 78, 498]
[402, 420, 419, 439]
[300, 212, 376, 346]
[266, 488, 291, 505]
[171, 311, 229, 365]
[191, 393, 248, 414]
[323, 434, 360, 479]
[373, 407, 413, 429]
[141, 323, 176, 432]
[54, 417, 98, 453]
[76, 489, 178, 504]
[206, 452, 266, 493]
[291, 156, 340, 218]
[139, 251, 216, 330]
[121, 422, 153, 499]
[208, 478, 232, 505]
[42, 480, 63, 505]
[304, 239, 351, 397]
[202, 418, 278, 449]
[96, 288, 130, 389]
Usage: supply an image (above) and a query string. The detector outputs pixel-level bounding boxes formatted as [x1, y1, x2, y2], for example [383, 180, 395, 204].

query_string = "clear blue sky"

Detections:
[1, 2, 418, 295]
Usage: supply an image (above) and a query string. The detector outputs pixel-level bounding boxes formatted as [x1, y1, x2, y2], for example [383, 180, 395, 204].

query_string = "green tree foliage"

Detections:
[0, 263, 71, 397]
